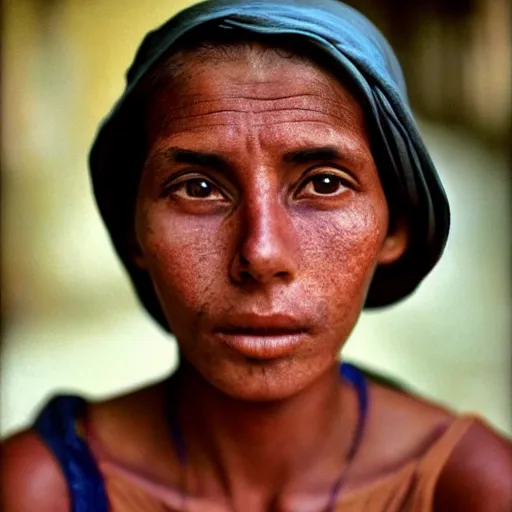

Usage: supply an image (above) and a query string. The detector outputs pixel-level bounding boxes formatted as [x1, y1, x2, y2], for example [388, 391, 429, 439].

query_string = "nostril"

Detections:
[239, 270, 255, 283]
[230, 237, 298, 285]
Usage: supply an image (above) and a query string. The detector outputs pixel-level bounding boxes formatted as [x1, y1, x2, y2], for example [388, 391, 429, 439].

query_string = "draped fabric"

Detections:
[89, 0, 450, 332]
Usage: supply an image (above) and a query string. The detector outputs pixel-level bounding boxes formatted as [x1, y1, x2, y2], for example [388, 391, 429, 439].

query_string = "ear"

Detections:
[128, 230, 148, 270]
[377, 216, 409, 265]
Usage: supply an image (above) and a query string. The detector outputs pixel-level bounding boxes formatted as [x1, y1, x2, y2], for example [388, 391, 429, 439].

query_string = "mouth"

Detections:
[214, 314, 310, 360]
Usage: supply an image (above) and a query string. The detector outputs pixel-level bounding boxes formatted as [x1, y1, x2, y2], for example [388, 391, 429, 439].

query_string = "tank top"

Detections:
[33, 363, 476, 511]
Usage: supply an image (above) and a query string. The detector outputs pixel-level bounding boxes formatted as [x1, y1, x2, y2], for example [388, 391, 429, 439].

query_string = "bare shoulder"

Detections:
[85, 380, 182, 481]
[86, 380, 169, 457]
[360, 380, 455, 471]
[362, 379, 512, 510]
[434, 418, 512, 511]
[1, 429, 69, 512]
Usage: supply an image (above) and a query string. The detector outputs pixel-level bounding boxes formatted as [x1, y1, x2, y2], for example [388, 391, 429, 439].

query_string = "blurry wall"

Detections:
[1, 0, 510, 437]
[348, 0, 511, 146]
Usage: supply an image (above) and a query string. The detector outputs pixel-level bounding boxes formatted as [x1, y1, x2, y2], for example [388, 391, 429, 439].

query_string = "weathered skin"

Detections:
[116, 49, 407, 509]
[2, 46, 511, 512]
[134, 49, 406, 403]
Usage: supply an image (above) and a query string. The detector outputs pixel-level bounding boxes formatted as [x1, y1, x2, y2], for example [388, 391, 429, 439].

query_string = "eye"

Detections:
[169, 177, 226, 201]
[298, 173, 349, 197]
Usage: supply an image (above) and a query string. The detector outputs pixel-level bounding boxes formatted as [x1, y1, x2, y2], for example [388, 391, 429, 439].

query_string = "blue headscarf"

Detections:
[90, 0, 450, 331]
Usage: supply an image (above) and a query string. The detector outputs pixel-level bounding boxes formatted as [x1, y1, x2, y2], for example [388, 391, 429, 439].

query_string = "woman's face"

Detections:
[134, 49, 405, 401]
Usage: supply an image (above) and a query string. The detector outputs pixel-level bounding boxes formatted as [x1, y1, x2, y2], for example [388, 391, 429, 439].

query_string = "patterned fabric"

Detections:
[88, 0, 451, 332]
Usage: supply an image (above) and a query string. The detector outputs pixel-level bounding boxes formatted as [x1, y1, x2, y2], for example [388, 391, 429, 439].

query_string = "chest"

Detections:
[100, 466, 428, 512]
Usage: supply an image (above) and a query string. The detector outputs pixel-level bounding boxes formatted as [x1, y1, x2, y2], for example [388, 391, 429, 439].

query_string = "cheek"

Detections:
[296, 198, 385, 315]
[137, 206, 227, 322]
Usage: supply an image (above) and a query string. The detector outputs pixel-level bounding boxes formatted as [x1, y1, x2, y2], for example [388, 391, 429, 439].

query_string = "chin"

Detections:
[195, 354, 336, 403]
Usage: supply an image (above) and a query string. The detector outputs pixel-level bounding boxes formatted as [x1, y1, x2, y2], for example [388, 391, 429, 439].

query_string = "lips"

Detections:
[214, 313, 310, 360]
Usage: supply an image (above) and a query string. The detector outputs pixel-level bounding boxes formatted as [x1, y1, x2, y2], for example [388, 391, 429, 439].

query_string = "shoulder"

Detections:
[86, 380, 181, 477]
[362, 380, 454, 466]
[1, 429, 69, 511]
[351, 379, 455, 483]
[434, 418, 512, 511]
[361, 380, 512, 509]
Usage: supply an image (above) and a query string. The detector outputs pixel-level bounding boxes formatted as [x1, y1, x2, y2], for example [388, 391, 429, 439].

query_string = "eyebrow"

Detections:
[164, 145, 345, 168]
[164, 148, 231, 173]
[282, 146, 344, 165]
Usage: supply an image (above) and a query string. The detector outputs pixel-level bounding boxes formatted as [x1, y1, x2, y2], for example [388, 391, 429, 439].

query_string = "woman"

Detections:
[3, 0, 511, 510]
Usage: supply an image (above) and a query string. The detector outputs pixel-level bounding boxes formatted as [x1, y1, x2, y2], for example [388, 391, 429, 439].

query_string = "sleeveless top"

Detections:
[33, 363, 476, 511]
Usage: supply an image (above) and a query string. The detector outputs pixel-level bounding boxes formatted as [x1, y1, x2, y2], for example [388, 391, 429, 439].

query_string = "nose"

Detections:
[229, 191, 298, 286]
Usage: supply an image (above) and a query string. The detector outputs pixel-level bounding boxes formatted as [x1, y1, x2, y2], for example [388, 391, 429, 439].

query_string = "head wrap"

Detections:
[89, 0, 450, 331]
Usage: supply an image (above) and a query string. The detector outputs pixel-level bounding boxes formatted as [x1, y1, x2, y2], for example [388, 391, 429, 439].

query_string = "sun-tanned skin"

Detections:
[2, 47, 512, 512]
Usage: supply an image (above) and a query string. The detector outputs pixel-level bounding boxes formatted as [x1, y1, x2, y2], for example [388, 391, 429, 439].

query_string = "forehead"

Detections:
[144, 50, 371, 162]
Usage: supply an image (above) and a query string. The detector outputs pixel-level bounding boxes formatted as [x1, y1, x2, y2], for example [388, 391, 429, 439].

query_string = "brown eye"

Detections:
[186, 178, 214, 198]
[169, 177, 226, 201]
[301, 173, 347, 197]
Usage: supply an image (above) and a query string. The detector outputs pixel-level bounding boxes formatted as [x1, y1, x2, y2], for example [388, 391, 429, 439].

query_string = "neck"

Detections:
[170, 360, 358, 508]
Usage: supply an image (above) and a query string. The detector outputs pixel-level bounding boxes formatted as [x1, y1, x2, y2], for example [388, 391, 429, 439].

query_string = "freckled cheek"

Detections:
[296, 204, 383, 309]
[138, 209, 229, 311]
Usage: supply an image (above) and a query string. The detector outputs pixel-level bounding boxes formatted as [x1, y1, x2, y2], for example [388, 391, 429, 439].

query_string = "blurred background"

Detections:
[1, 0, 510, 437]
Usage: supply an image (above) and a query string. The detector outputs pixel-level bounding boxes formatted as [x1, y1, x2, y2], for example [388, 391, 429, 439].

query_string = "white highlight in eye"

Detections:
[169, 176, 226, 201]
[297, 171, 350, 199]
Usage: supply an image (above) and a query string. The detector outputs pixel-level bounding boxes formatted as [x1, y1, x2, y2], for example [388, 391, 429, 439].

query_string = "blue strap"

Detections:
[33, 395, 109, 512]
[168, 363, 368, 464]
[33, 366, 365, 512]
[322, 362, 368, 511]
[340, 362, 368, 459]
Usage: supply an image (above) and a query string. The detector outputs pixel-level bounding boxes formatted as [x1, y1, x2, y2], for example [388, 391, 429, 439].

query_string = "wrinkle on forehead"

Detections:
[145, 51, 366, 131]
[143, 53, 373, 174]
[154, 94, 362, 125]
[147, 92, 368, 155]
